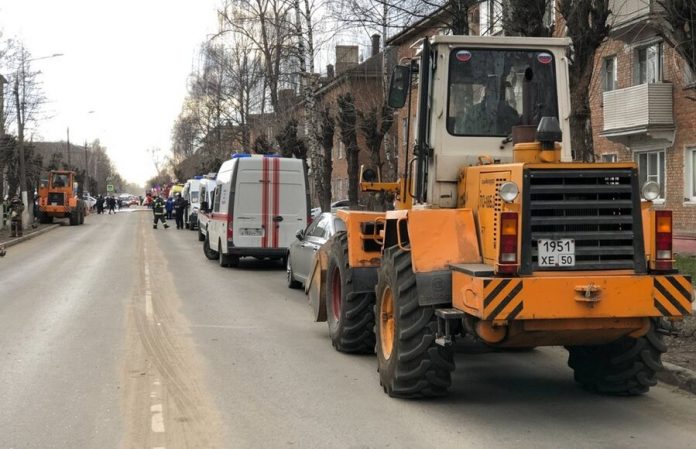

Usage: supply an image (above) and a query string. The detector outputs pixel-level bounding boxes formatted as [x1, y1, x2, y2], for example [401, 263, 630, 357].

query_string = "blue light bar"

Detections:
[231, 153, 251, 158]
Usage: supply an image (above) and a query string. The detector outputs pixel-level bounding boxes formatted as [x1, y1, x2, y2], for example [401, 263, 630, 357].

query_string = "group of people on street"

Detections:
[153, 193, 189, 230]
[95, 195, 117, 215]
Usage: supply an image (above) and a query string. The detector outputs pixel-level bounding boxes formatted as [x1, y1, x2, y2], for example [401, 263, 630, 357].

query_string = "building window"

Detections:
[634, 150, 665, 200]
[687, 148, 696, 202]
[603, 56, 617, 92]
[635, 42, 662, 85]
[601, 153, 617, 162]
[479, 0, 503, 36]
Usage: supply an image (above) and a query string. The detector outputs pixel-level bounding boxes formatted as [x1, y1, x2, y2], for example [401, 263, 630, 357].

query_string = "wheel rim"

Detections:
[331, 267, 342, 322]
[380, 285, 395, 360]
[286, 257, 292, 283]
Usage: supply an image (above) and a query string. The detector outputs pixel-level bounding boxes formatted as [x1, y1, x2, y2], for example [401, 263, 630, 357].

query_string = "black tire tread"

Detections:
[375, 247, 454, 398]
[566, 320, 666, 396]
[326, 232, 375, 354]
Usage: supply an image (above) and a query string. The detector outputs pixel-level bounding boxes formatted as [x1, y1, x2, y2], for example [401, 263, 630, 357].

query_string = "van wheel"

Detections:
[375, 247, 455, 398]
[218, 241, 233, 267]
[325, 232, 375, 354]
[287, 254, 302, 289]
[198, 228, 205, 242]
[566, 319, 666, 395]
[203, 235, 218, 260]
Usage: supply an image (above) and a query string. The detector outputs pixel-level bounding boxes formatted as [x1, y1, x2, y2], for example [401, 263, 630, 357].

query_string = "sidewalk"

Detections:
[0, 222, 60, 248]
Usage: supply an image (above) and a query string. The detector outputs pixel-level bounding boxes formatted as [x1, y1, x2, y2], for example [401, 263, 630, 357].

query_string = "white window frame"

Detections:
[634, 42, 663, 85]
[602, 56, 617, 92]
[479, 0, 503, 36]
[601, 153, 618, 162]
[634, 149, 666, 203]
[686, 147, 696, 203]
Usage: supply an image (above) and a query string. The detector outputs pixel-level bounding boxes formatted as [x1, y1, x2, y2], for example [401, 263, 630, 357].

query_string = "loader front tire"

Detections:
[566, 320, 666, 395]
[375, 247, 454, 398]
[325, 232, 375, 354]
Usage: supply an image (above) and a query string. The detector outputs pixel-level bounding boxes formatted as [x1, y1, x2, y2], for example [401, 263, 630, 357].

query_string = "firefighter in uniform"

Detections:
[152, 195, 169, 229]
[9, 196, 25, 237]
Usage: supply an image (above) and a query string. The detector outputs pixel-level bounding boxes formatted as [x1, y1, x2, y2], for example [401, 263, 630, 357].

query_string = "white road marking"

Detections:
[151, 411, 165, 433]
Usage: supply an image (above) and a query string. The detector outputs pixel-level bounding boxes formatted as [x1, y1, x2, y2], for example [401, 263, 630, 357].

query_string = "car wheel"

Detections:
[287, 253, 302, 289]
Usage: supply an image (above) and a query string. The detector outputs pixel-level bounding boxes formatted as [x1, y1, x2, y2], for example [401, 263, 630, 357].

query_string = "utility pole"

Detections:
[84, 140, 89, 194]
[66, 126, 71, 168]
[13, 75, 31, 226]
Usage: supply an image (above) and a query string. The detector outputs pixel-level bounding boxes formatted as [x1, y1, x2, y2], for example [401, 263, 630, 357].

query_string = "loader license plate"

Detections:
[538, 239, 575, 267]
[239, 227, 264, 237]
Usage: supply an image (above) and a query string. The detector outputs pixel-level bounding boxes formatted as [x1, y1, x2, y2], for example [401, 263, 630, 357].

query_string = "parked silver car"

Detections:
[286, 212, 346, 288]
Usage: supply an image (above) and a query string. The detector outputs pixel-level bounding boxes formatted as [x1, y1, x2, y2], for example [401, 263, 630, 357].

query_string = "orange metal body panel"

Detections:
[408, 208, 481, 273]
[452, 271, 693, 321]
[336, 209, 384, 268]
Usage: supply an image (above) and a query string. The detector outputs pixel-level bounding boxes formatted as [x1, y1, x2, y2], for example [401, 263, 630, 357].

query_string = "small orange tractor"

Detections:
[38, 170, 87, 225]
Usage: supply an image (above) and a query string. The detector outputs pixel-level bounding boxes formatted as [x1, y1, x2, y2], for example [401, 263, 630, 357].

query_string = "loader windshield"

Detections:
[447, 48, 559, 137]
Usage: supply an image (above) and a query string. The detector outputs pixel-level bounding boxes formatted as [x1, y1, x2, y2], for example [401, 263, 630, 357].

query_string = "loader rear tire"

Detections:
[69, 210, 79, 226]
[325, 232, 375, 354]
[566, 320, 666, 395]
[375, 247, 454, 398]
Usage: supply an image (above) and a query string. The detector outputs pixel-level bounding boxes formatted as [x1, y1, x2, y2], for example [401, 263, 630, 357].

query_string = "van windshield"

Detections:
[447, 48, 559, 137]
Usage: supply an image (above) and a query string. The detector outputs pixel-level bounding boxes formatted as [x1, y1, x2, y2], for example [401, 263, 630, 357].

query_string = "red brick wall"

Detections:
[590, 35, 696, 233]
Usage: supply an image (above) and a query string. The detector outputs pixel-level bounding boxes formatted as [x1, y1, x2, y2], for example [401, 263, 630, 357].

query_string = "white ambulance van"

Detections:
[203, 155, 310, 267]
[197, 176, 217, 242]
[182, 177, 202, 230]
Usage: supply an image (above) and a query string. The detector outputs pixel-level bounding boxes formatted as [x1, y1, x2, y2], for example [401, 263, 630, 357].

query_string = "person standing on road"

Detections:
[96, 195, 105, 214]
[173, 193, 188, 230]
[107, 196, 116, 214]
[165, 196, 174, 219]
[8, 196, 25, 238]
[153, 195, 169, 229]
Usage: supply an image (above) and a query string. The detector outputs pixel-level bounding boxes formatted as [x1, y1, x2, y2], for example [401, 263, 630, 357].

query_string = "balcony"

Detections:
[609, 0, 664, 34]
[601, 83, 675, 147]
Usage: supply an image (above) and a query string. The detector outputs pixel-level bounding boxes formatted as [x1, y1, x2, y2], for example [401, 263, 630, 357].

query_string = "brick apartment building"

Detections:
[590, 0, 696, 233]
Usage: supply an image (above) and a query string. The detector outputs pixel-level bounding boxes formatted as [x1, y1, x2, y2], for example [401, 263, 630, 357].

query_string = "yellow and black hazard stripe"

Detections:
[483, 278, 524, 321]
[653, 275, 693, 316]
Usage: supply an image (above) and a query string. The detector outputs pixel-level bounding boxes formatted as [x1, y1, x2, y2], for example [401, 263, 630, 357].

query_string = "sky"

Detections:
[0, 0, 221, 187]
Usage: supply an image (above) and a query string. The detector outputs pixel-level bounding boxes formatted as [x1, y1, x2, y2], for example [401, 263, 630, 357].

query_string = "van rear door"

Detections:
[233, 159, 265, 248]
[232, 157, 307, 250]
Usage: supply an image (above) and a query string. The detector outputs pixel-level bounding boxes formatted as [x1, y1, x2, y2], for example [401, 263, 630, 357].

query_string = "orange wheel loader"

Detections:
[38, 170, 87, 226]
[306, 35, 692, 398]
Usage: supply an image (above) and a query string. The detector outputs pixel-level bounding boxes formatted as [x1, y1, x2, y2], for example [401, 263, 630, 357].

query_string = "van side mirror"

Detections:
[201, 201, 209, 212]
[296, 229, 305, 241]
[387, 65, 411, 109]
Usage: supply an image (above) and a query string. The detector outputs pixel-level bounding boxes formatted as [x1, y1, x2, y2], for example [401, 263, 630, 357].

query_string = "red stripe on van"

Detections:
[273, 157, 280, 247]
[261, 157, 268, 248]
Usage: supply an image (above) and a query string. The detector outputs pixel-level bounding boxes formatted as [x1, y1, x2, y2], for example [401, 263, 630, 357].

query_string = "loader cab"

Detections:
[390, 36, 573, 208]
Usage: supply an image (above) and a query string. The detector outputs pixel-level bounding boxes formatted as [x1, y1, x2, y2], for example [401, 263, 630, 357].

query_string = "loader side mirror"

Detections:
[387, 65, 411, 109]
[361, 166, 378, 183]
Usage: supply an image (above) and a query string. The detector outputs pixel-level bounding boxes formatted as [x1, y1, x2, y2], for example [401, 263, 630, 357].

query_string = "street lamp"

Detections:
[10, 50, 63, 227]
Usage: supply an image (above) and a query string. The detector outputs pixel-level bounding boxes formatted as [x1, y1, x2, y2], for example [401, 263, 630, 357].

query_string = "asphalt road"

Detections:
[1, 209, 696, 449]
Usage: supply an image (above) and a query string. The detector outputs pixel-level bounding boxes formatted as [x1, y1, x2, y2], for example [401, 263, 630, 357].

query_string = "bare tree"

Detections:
[219, 0, 295, 112]
[558, 0, 611, 162]
[337, 93, 360, 208]
[657, 0, 696, 96]
[502, 0, 554, 37]
[314, 105, 334, 211]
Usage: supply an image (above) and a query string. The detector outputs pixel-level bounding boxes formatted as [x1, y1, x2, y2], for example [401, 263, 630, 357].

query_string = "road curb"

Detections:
[658, 361, 696, 395]
[1, 224, 60, 248]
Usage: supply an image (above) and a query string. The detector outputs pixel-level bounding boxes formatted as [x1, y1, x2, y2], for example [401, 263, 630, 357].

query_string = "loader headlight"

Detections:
[642, 181, 660, 201]
[498, 182, 519, 203]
